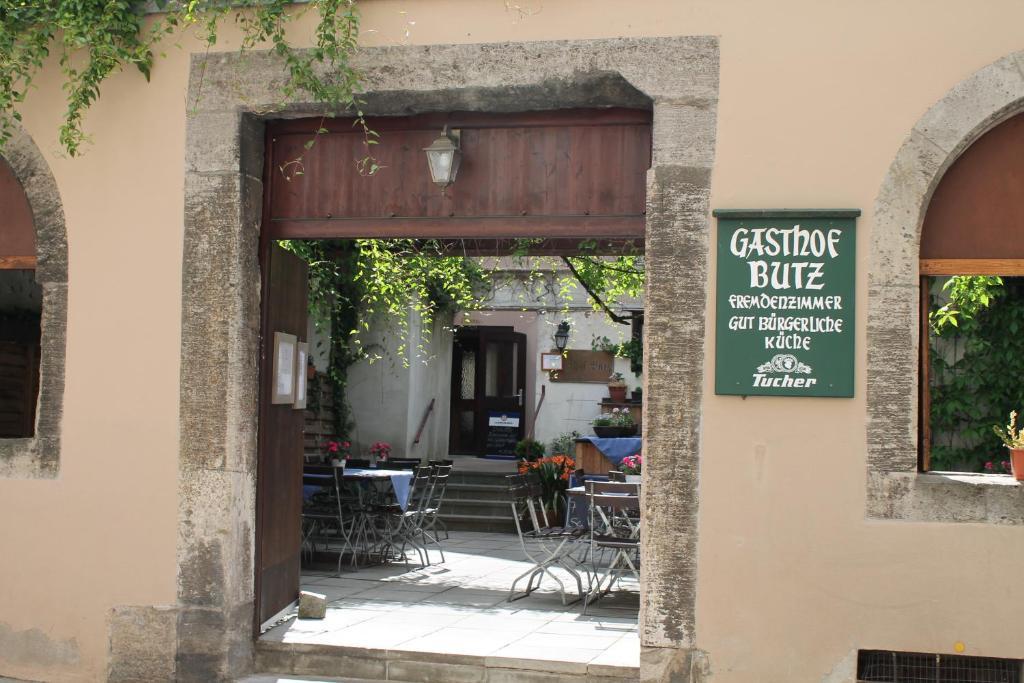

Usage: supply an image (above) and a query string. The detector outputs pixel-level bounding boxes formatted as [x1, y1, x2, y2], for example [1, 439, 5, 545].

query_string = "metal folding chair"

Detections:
[301, 465, 358, 574]
[584, 480, 640, 614]
[422, 463, 452, 543]
[506, 472, 588, 605]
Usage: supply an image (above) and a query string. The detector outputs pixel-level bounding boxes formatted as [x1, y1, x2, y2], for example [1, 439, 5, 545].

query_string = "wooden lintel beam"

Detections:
[0, 255, 36, 269]
[919, 258, 1024, 275]
[268, 215, 646, 240]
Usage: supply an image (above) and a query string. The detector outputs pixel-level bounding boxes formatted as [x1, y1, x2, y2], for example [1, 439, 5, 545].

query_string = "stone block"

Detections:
[298, 591, 327, 619]
[914, 53, 1024, 156]
[108, 605, 176, 682]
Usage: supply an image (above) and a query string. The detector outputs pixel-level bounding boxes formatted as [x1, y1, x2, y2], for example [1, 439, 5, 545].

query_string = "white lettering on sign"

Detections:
[729, 225, 841, 260]
[747, 260, 825, 290]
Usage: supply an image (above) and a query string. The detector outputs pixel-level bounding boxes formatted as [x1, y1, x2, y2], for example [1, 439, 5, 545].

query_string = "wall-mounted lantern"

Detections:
[554, 320, 571, 351]
[423, 127, 462, 188]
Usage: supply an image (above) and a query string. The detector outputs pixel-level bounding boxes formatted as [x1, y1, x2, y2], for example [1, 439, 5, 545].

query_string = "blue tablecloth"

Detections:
[303, 468, 414, 510]
[579, 436, 642, 466]
[346, 468, 413, 511]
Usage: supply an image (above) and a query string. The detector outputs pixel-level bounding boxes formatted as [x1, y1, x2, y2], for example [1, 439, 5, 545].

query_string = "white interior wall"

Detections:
[344, 259, 643, 458]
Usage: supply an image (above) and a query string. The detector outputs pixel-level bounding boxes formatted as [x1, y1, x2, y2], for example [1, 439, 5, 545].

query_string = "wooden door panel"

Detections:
[256, 244, 308, 626]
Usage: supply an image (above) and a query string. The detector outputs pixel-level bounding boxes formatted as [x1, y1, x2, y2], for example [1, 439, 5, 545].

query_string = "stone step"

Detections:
[440, 498, 515, 516]
[255, 640, 636, 682]
[444, 482, 511, 499]
[437, 512, 517, 533]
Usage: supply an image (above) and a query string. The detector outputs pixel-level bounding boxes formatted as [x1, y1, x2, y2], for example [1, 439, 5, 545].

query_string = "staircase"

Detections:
[437, 469, 516, 533]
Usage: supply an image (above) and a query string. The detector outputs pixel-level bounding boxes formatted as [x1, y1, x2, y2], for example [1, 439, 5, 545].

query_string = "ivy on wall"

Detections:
[0, 0, 364, 156]
[929, 276, 1024, 472]
[279, 238, 487, 439]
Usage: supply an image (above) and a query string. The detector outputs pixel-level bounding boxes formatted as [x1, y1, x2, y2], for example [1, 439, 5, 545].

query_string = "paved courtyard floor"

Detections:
[261, 531, 640, 669]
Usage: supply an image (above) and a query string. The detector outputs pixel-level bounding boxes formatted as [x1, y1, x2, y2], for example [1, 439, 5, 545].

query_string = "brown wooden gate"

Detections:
[255, 244, 309, 626]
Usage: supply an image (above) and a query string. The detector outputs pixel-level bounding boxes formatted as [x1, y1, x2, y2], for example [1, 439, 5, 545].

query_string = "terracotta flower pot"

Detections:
[1011, 448, 1024, 482]
[608, 385, 627, 403]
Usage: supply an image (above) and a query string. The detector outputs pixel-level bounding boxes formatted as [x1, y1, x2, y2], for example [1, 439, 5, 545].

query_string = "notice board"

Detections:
[714, 209, 859, 397]
[485, 411, 521, 456]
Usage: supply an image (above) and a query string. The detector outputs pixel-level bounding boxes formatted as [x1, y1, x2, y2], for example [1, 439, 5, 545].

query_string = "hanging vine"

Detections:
[280, 238, 489, 438]
[0, 0, 365, 156]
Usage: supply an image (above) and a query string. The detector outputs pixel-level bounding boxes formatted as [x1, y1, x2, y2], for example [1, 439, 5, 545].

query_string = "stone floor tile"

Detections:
[488, 643, 606, 664]
[306, 621, 441, 649]
[587, 635, 641, 667]
[511, 631, 622, 651]
[392, 626, 524, 656]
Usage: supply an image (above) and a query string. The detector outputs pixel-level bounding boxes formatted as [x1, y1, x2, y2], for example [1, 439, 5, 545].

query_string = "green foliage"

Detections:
[929, 275, 1004, 333]
[0, 0, 364, 156]
[548, 430, 580, 457]
[514, 438, 545, 462]
[279, 238, 488, 438]
[929, 277, 1024, 471]
[592, 334, 643, 377]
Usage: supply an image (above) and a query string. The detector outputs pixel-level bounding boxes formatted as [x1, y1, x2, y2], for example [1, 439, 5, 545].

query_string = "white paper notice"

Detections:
[276, 339, 295, 398]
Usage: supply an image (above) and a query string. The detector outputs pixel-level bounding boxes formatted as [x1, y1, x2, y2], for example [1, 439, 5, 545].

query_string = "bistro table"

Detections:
[303, 466, 414, 510]
[340, 467, 414, 511]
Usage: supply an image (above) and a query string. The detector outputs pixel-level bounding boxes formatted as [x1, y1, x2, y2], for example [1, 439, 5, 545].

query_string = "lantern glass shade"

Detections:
[424, 131, 462, 187]
[554, 321, 571, 351]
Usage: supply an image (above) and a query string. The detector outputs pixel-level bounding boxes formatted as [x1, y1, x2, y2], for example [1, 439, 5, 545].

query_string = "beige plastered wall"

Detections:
[3, 1, 1024, 681]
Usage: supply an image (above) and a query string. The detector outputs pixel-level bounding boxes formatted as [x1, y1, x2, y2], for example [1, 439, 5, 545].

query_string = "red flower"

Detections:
[326, 442, 339, 453]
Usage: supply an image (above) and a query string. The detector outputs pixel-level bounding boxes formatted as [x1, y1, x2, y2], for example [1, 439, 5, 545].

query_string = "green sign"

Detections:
[714, 209, 859, 397]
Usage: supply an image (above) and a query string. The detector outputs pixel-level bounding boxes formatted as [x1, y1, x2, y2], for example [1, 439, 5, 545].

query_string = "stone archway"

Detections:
[175, 37, 719, 681]
[0, 123, 68, 479]
[867, 52, 1024, 523]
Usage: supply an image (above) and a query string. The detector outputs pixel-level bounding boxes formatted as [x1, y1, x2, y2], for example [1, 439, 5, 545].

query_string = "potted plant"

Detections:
[592, 407, 637, 438]
[518, 454, 576, 517]
[608, 372, 627, 403]
[515, 438, 545, 462]
[992, 410, 1024, 481]
[548, 430, 581, 457]
[369, 440, 391, 465]
[324, 439, 350, 468]
[620, 452, 642, 483]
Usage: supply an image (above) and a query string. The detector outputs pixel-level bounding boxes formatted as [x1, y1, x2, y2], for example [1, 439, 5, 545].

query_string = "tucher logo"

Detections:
[752, 353, 817, 389]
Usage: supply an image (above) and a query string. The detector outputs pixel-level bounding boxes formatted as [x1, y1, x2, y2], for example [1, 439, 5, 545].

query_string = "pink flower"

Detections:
[326, 441, 339, 453]
[985, 461, 994, 471]
[342, 441, 351, 449]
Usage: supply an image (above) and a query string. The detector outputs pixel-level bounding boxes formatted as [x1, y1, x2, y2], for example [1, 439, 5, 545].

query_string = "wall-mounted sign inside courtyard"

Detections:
[713, 209, 859, 397]
[548, 350, 615, 384]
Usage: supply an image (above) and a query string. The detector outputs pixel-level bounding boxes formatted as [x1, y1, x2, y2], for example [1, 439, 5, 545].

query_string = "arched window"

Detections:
[919, 112, 1024, 473]
[0, 157, 41, 438]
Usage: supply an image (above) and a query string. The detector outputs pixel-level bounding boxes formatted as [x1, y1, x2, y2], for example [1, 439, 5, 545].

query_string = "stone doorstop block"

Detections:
[298, 591, 327, 619]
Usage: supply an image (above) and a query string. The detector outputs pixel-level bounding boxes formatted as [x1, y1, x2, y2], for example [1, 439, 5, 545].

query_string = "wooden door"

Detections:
[449, 326, 527, 456]
[255, 244, 309, 626]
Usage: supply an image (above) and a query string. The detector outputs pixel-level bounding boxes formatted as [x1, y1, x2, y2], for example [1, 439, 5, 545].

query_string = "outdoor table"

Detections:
[302, 467, 414, 510]
[340, 467, 414, 511]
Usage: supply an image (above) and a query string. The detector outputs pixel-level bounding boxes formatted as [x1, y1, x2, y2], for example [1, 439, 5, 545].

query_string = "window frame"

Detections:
[917, 258, 1024, 472]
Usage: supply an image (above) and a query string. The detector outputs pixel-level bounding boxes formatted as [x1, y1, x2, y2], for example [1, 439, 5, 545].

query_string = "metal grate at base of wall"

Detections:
[858, 650, 1022, 683]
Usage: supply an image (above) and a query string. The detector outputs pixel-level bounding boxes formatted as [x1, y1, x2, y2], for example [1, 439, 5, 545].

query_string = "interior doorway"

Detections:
[449, 326, 527, 457]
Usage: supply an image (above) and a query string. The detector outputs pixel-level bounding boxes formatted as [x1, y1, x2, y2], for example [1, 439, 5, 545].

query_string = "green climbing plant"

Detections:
[0, 0, 365, 157]
[279, 238, 489, 438]
[928, 275, 1024, 472]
